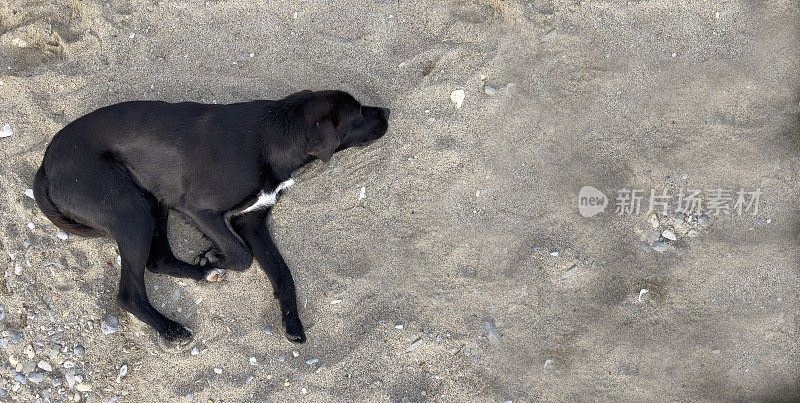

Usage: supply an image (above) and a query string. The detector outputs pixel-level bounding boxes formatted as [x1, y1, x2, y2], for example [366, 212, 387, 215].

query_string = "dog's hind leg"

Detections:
[231, 209, 305, 343]
[110, 198, 193, 345]
[41, 150, 192, 344]
[147, 204, 226, 282]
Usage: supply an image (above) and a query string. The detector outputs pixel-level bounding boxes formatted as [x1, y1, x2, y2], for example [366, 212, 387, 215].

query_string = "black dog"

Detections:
[33, 90, 390, 345]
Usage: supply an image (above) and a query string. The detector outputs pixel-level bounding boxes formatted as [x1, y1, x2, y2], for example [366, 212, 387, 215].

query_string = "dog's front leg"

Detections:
[182, 209, 253, 271]
[230, 209, 306, 343]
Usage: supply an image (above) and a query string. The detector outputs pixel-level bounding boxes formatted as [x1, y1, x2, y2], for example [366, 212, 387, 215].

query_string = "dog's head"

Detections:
[293, 90, 390, 162]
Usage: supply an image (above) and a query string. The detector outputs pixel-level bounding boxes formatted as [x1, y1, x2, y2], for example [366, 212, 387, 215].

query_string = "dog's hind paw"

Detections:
[204, 268, 226, 282]
[193, 248, 222, 267]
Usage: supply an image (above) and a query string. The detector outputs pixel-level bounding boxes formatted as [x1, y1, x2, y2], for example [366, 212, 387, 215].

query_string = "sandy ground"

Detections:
[1, 0, 799, 401]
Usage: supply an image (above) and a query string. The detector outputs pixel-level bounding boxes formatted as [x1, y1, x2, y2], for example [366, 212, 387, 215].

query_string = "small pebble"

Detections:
[645, 230, 661, 243]
[102, 316, 119, 335]
[560, 265, 578, 280]
[292, 351, 299, 358]
[540, 29, 557, 43]
[116, 364, 128, 383]
[0, 124, 13, 138]
[37, 361, 53, 372]
[549, 251, 559, 257]
[25, 344, 35, 359]
[483, 321, 500, 344]
[394, 324, 404, 329]
[651, 242, 668, 252]
[638, 289, 650, 302]
[330, 299, 342, 305]
[24, 189, 34, 199]
[450, 89, 465, 109]
[23, 360, 37, 374]
[57, 231, 69, 240]
[75, 383, 92, 392]
[406, 337, 423, 353]
[213, 368, 222, 374]
[190, 347, 199, 355]
[65, 369, 76, 388]
[648, 214, 659, 228]
[483, 84, 497, 96]
[662, 230, 677, 241]
[73, 344, 84, 358]
[305, 358, 318, 365]
[264, 325, 273, 335]
[249, 357, 257, 365]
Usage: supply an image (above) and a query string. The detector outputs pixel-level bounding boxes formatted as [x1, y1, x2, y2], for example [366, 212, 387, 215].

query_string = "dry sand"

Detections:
[1, 0, 799, 401]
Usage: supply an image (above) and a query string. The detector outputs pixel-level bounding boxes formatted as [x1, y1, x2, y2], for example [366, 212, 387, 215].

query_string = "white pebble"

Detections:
[305, 358, 318, 365]
[330, 299, 342, 305]
[129, 32, 135, 38]
[213, 367, 222, 374]
[358, 186, 366, 201]
[662, 230, 676, 241]
[394, 324, 404, 329]
[249, 357, 257, 365]
[24, 189, 34, 199]
[57, 231, 69, 240]
[638, 289, 649, 302]
[37, 361, 52, 372]
[549, 251, 559, 257]
[292, 351, 299, 357]
[116, 364, 128, 383]
[27, 222, 35, 230]
[450, 89, 465, 109]
[1, 124, 14, 137]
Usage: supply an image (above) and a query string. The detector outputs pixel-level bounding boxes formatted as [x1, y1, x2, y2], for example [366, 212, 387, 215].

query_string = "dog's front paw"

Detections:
[283, 315, 306, 344]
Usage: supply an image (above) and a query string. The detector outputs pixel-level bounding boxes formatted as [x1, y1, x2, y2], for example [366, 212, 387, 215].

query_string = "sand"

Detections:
[1, 0, 799, 401]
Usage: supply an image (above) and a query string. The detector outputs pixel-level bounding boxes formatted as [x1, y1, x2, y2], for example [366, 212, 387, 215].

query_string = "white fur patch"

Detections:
[233, 179, 294, 216]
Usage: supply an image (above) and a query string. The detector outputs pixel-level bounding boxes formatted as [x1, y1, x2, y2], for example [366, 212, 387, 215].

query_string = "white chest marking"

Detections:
[234, 179, 294, 216]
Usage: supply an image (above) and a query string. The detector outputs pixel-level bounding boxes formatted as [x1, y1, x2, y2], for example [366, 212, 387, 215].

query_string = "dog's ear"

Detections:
[306, 119, 340, 162]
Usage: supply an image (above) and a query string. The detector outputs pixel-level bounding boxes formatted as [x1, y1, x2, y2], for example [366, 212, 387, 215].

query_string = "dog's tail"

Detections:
[33, 167, 105, 237]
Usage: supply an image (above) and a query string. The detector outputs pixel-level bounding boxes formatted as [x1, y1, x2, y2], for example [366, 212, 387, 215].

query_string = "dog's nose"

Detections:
[382, 108, 391, 119]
